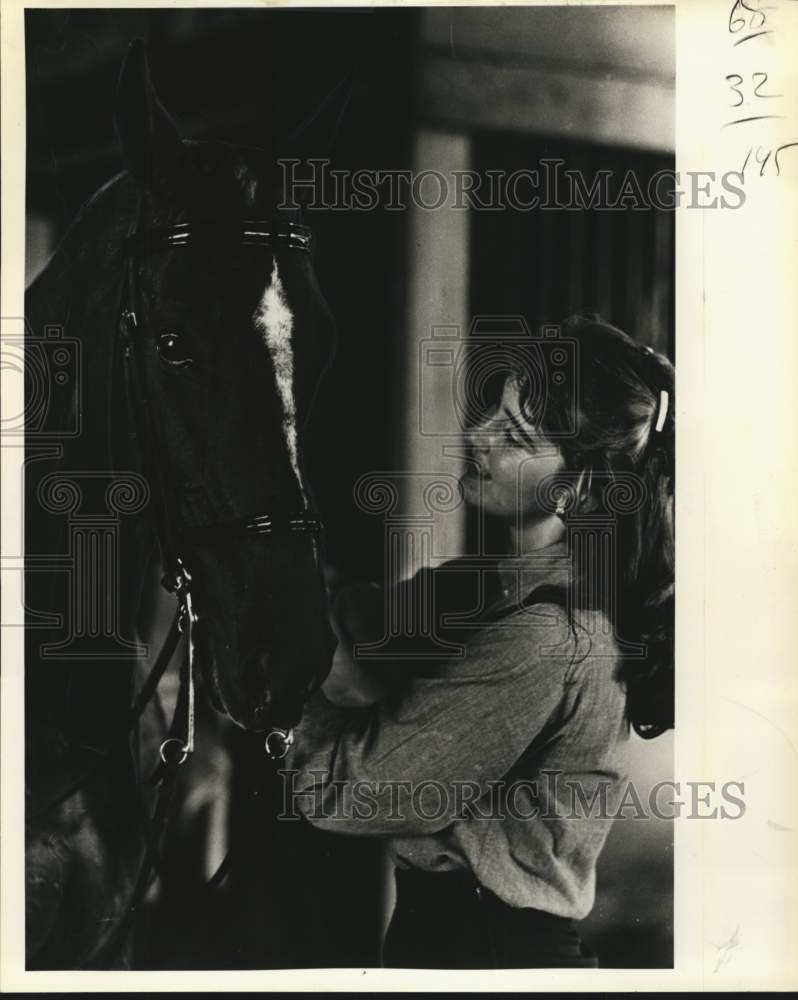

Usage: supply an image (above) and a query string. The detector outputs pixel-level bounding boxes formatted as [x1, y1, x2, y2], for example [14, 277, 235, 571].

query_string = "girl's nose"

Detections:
[466, 413, 499, 451]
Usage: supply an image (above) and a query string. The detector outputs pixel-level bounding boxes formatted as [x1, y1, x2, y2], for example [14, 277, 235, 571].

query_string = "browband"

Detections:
[124, 220, 313, 256]
[183, 512, 323, 546]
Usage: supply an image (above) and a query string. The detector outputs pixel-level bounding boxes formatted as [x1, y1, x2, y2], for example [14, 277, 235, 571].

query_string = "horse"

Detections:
[24, 40, 339, 969]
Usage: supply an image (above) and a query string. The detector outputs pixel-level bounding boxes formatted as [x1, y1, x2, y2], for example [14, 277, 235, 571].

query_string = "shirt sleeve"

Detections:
[283, 604, 580, 836]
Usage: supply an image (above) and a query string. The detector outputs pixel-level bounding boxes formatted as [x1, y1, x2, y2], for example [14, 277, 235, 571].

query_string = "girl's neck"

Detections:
[506, 514, 566, 556]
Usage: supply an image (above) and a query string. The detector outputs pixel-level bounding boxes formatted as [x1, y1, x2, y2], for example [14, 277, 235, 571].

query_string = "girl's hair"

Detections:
[511, 313, 675, 738]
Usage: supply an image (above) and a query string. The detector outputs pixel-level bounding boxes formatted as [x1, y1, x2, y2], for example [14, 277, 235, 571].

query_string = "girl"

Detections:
[285, 314, 675, 969]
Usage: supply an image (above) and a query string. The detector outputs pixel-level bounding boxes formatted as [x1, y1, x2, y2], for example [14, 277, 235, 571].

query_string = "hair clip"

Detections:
[654, 389, 669, 433]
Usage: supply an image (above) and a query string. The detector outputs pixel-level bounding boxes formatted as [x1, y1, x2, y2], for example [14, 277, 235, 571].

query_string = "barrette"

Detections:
[654, 390, 669, 433]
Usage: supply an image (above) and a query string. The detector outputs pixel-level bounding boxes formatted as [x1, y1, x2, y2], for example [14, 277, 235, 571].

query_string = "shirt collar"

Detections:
[493, 538, 571, 609]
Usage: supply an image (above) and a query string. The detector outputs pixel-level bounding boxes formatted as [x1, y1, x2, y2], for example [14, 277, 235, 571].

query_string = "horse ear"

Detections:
[114, 39, 185, 194]
[277, 74, 354, 162]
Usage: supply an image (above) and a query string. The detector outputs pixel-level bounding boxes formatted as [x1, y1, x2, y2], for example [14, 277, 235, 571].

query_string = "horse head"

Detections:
[113, 41, 337, 733]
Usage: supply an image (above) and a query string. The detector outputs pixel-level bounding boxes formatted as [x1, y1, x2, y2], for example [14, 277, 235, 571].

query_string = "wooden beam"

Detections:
[418, 53, 674, 154]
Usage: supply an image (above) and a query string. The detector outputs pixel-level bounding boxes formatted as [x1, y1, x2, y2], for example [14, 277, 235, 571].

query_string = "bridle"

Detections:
[120, 217, 321, 767]
[66, 216, 325, 968]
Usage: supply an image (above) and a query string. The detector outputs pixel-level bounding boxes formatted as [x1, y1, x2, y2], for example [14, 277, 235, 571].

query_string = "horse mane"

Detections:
[27, 172, 139, 467]
[25, 170, 156, 769]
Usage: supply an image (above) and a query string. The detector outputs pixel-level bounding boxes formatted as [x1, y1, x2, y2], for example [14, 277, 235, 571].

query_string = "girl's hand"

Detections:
[322, 583, 388, 707]
[322, 641, 388, 707]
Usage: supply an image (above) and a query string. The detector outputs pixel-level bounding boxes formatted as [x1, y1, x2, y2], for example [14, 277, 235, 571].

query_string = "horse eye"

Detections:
[157, 332, 193, 367]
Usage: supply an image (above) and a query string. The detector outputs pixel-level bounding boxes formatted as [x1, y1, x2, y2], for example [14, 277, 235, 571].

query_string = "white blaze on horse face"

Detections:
[252, 260, 307, 506]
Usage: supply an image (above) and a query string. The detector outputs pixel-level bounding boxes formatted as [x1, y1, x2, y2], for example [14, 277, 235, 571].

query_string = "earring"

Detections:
[577, 466, 594, 506]
[554, 490, 568, 520]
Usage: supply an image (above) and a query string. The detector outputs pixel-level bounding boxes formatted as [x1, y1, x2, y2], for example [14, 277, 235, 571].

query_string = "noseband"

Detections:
[121, 218, 320, 763]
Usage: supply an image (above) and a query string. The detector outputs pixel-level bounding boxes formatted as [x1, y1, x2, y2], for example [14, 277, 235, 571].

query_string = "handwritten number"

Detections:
[726, 74, 745, 107]
[741, 143, 798, 178]
[726, 3, 792, 182]
[728, 2, 746, 33]
[740, 0, 766, 31]
[728, 0, 773, 37]
[727, 72, 783, 108]
[752, 72, 782, 98]
[754, 146, 772, 175]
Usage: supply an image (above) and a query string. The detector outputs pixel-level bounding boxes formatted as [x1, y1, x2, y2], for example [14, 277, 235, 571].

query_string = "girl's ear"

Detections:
[113, 39, 185, 197]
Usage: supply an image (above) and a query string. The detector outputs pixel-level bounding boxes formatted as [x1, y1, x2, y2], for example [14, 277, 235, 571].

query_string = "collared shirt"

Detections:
[286, 540, 631, 919]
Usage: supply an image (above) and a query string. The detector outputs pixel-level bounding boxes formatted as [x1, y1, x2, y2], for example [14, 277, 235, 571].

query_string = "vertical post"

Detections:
[399, 129, 471, 578]
[383, 125, 472, 948]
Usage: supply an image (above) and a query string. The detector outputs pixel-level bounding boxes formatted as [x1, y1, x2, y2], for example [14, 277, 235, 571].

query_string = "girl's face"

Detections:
[461, 377, 565, 519]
